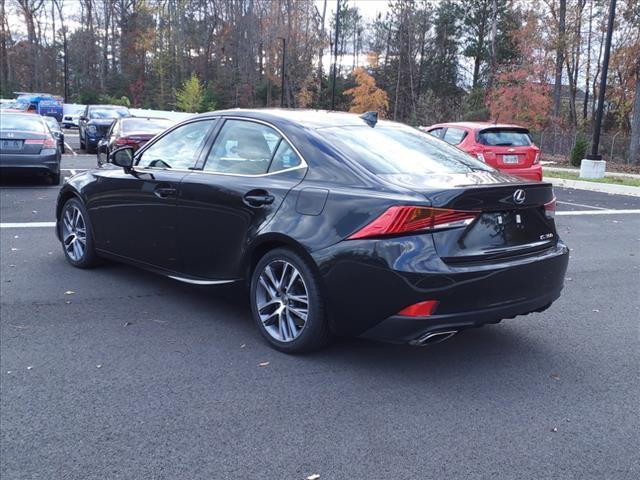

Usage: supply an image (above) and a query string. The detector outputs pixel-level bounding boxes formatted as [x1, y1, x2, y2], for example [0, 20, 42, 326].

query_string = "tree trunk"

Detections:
[552, 0, 566, 117]
[583, 0, 593, 120]
[0, 0, 7, 93]
[630, 78, 640, 165]
[487, 0, 498, 89]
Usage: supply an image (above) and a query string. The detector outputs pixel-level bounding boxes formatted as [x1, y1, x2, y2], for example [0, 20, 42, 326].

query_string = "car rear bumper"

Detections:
[499, 164, 542, 181]
[312, 236, 569, 342]
[0, 152, 60, 176]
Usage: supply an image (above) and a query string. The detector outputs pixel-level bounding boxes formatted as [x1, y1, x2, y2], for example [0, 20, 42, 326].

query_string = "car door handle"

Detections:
[243, 192, 275, 207]
[154, 186, 177, 198]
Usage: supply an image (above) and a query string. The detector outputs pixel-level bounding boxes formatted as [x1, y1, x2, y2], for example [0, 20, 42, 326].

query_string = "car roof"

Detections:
[428, 121, 528, 131]
[196, 108, 400, 129]
[2, 111, 43, 120]
[126, 116, 171, 122]
[88, 105, 129, 109]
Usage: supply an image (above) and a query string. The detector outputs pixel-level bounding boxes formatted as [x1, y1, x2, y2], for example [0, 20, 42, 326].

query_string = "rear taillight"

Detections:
[397, 300, 439, 317]
[25, 136, 57, 149]
[533, 152, 541, 164]
[116, 137, 138, 146]
[543, 198, 556, 219]
[43, 136, 57, 149]
[348, 206, 479, 240]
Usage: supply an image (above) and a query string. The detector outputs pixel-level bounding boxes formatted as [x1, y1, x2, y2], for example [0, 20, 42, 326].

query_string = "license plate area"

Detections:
[502, 154, 519, 164]
[1, 140, 24, 151]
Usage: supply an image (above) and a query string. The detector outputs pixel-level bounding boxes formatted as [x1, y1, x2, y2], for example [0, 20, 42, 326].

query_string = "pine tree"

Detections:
[175, 74, 204, 113]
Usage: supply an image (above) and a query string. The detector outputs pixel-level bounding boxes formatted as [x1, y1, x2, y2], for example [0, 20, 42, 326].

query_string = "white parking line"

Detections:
[1, 222, 56, 228]
[556, 209, 640, 216]
[63, 142, 76, 155]
[556, 200, 609, 210]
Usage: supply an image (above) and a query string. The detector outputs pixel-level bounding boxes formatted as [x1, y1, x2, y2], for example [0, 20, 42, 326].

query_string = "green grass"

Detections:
[543, 170, 640, 187]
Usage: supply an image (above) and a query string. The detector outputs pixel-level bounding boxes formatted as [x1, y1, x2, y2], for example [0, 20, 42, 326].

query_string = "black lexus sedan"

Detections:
[56, 109, 569, 352]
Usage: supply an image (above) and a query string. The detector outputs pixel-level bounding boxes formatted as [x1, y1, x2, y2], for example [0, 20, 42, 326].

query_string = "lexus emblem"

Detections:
[513, 189, 526, 204]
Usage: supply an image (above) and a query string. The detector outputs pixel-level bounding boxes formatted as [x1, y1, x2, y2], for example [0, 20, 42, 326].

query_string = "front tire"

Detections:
[250, 248, 331, 353]
[60, 198, 100, 268]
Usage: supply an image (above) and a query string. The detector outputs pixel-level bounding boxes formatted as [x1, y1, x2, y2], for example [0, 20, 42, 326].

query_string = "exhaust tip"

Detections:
[409, 330, 458, 346]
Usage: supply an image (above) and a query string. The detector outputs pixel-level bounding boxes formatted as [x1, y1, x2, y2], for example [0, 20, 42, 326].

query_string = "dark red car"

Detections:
[424, 122, 542, 181]
[97, 116, 174, 166]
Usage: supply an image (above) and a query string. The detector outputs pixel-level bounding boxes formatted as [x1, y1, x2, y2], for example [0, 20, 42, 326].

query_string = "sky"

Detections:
[316, 0, 391, 19]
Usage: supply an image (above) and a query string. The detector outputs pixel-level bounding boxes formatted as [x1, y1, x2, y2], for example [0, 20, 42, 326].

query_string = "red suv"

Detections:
[424, 122, 542, 181]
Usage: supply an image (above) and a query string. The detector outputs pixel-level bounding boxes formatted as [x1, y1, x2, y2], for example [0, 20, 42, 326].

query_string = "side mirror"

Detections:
[111, 146, 134, 170]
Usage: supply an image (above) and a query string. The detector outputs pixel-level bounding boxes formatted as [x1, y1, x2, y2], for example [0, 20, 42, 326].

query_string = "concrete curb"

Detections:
[544, 176, 640, 197]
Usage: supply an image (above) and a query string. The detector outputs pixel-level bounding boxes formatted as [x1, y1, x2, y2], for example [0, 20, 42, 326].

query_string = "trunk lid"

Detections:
[0, 130, 46, 155]
[380, 172, 557, 262]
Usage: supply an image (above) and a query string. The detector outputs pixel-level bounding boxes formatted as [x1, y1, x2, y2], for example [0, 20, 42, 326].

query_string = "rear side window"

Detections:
[479, 129, 531, 146]
[428, 128, 445, 139]
[323, 125, 491, 175]
[0, 115, 45, 133]
[268, 142, 301, 173]
[443, 128, 467, 145]
[204, 119, 300, 175]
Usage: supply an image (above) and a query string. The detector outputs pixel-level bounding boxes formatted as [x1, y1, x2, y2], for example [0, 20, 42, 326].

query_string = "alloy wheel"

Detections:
[255, 260, 309, 342]
[62, 206, 87, 262]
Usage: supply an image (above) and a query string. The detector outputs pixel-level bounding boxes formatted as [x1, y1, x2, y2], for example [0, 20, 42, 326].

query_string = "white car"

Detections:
[62, 112, 80, 129]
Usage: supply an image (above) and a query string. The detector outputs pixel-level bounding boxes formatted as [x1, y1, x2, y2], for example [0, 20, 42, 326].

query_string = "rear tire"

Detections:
[50, 172, 61, 185]
[59, 198, 100, 269]
[250, 248, 331, 353]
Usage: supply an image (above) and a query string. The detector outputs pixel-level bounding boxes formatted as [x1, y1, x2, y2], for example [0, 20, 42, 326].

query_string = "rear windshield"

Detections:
[322, 125, 491, 175]
[122, 118, 173, 133]
[90, 108, 129, 119]
[0, 114, 45, 133]
[478, 129, 531, 146]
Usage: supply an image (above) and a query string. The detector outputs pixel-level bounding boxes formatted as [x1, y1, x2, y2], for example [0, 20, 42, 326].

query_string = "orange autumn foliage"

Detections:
[486, 10, 553, 130]
[344, 67, 389, 116]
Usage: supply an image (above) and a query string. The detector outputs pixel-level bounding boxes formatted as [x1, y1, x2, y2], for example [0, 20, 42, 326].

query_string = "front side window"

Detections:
[443, 128, 467, 145]
[137, 120, 215, 170]
[204, 120, 286, 175]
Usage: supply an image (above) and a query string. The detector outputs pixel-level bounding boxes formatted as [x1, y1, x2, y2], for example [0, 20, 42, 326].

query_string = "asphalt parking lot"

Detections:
[1, 132, 639, 479]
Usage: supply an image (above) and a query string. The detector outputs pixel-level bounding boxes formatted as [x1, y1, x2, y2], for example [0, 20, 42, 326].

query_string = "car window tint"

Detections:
[324, 125, 491, 175]
[268, 141, 301, 173]
[0, 114, 45, 132]
[443, 128, 467, 145]
[137, 120, 214, 170]
[204, 120, 279, 175]
[479, 129, 531, 146]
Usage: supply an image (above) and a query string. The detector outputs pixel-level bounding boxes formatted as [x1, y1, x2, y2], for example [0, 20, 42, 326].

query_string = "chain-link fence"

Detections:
[530, 127, 634, 164]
